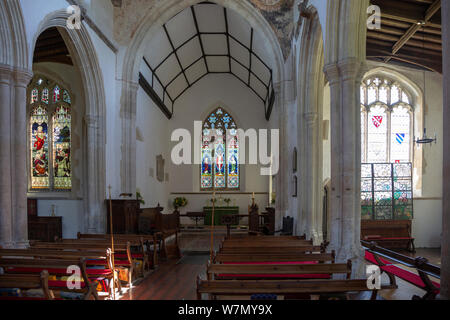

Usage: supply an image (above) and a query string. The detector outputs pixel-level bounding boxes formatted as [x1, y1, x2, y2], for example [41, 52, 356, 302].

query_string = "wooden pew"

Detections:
[77, 232, 158, 269]
[196, 277, 379, 300]
[221, 240, 314, 248]
[29, 241, 134, 288]
[0, 271, 53, 300]
[219, 245, 326, 254]
[0, 257, 98, 300]
[213, 251, 336, 264]
[225, 235, 307, 241]
[61, 236, 152, 271]
[0, 247, 121, 298]
[139, 206, 181, 259]
[361, 220, 415, 253]
[206, 261, 352, 281]
[362, 240, 440, 300]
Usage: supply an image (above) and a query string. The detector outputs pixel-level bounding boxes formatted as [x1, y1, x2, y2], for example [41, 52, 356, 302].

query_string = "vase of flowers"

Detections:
[224, 198, 231, 207]
[173, 197, 188, 210]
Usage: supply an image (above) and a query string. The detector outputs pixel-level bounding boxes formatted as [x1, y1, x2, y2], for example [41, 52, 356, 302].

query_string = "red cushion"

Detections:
[377, 237, 413, 240]
[365, 251, 439, 292]
[217, 274, 331, 279]
[48, 280, 87, 288]
[6, 267, 69, 274]
[115, 253, 144, 259]
[86, 260, 130, 266]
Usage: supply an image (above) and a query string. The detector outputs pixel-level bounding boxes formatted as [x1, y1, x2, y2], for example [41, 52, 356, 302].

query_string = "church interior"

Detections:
[0, 0, 449, 302]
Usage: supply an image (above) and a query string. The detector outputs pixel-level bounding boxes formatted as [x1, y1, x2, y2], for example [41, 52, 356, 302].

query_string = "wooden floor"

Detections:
[121, 231, 442, 300]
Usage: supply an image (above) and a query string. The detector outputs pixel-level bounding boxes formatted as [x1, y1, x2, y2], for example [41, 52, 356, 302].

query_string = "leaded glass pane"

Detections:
[201, 129, 213, 189]
[361, 108, 366, 163]
[31, 106, 49, 189]
[367, 105, 388, 163]
[367, 85, 377, 105]
[31, 89, 38, 104]
[391, 84, 400, 104]
[63, 90, 71, 104]
[201, 107, 239, 190]
[391, 105, 411, 163]
[53, 106, 71, 190]
[379, 86, 388, 104]
[53, 86, 60, 103]
[42, 88, 49, 104]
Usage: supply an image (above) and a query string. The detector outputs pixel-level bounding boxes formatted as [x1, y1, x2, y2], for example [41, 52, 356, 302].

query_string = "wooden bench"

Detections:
[0, 248, 117, 298]
[77, 232, 158, 269]
[196, 278, 378, 300]
[225, 235, 307, 241]
[139, 206, 181, 259]
[29, 241, 134, 289]
[361, 220, 415, 253]
[0, 271, 53, 300]
[213, 251, 336, 264]
[219, 245, 326, 254]
[0, 257, 99, 300]
[362, 240, 440, 300]
[221, 240, 314, 248]
[206, 261, 352, 281]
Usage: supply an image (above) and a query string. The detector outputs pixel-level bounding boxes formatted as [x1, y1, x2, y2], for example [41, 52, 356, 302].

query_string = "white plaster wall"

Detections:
[37, 200, 84, 239]
[135, 86, 171, 210]
[367, 61, 443, 248]
[165, 73, 272, 216]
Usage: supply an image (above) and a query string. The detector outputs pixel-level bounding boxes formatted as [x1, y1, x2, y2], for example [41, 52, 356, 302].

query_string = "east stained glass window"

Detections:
[201, 108, 239, 190]
[361, 76, 413, 164]
[29, 77, 72, 191]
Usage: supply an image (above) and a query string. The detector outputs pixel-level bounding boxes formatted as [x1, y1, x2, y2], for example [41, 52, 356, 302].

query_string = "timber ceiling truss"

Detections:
[139, 3, 275, 120]
[367, 0, 442, 73]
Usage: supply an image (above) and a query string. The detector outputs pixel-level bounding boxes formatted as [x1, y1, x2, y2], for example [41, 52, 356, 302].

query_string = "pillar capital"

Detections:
[323, 63, 340, 85]
[337, 58, 364, 82]
[13, 68, 33, 87]
[0, 64, 13, 84]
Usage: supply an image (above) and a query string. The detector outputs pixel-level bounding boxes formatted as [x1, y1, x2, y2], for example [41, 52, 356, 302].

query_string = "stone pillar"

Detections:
[0, 65, 14, 248]
[324, 58, 365, 277]
[441, 0, 450, 301]
[120, 81, 139, 196]
[12, 69, 32, 247]
[304, 111, 319, 244]
[85, 114, 103, 234]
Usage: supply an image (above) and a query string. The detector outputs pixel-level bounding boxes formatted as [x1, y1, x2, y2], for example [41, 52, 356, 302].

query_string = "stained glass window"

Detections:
[361, 76, 414, 164]
[28, 77, 72, 191]
[42, 88, 49, 104]
[31, 89, 38, 104]
[53, 106, 71, 189]
[367, 104, 388, 163]
[201, 107, 239, 190]
[53, 86, 60, 103]
[31, 106, 49, 189]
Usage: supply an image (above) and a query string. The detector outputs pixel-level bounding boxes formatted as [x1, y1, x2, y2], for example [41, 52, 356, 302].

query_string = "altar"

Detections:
[203, 207, 239, 226]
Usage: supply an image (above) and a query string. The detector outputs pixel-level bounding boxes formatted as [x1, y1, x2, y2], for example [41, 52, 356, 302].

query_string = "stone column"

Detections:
[85, 114, 103, 234]
[12, 69, 32, 247]
[0, 65, 13, 248]
[120, 81, 139, 196]
[441, 0, 450, 301]
[324, 58, 365, 277]
[304, 111, 319, 244]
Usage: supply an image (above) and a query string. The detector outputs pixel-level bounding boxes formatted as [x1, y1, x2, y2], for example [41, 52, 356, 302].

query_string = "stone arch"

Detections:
[119, 0, 286, 197]
[296, 6, 325, 244]
[31, 10, 107, 233]
[0, 0, 29, 70]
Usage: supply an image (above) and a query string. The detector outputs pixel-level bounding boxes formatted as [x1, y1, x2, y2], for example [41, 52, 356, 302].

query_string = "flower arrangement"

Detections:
[136, 190, 145, 205]
[224, 198, 231, 206]
[173, 197, 188, 209]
